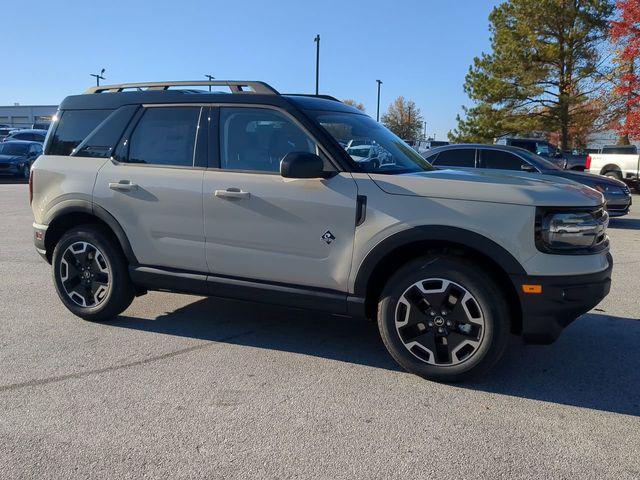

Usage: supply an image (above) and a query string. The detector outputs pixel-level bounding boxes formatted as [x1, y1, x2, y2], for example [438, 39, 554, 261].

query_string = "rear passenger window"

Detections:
[433, 149, 476, 167]
[219, 107, 316, 172]
[74, 106, 138, 158]
[48, 110, 113, 156]
[127, 107, 200, 167]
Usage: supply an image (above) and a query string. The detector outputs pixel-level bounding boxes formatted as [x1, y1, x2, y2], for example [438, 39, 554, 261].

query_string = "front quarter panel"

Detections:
[349, 175, 611, 293]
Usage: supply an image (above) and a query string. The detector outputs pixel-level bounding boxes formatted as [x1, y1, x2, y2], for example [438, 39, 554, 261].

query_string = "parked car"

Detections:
[0, 127, 18, 142]
[31, 80, 612, 382]
[405, 139, 450, 157]
[0, 140, 42, 178]
[3, 129, 48, 143]
[346, 143, 394, 168]
[586, 146, 639, 192]
[495, 137, 567, 169]
[425, 144, 632, 217]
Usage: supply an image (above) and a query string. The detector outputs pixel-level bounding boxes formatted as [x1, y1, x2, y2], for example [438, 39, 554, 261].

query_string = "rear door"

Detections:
[202, 106, 358, 291]
[94, 105, 207, 271]
[430, 148, 477, 170]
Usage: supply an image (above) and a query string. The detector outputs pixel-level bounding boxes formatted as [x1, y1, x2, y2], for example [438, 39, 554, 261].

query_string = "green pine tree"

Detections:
[450, 0, 614, 148]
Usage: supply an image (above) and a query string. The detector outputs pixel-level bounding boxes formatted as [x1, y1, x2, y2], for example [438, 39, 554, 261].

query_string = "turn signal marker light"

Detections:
[522, 284, 543, 294]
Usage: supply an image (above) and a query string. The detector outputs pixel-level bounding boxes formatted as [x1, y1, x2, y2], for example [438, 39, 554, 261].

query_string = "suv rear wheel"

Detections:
[378, 255, 510, 382]
[52, 225, 134, 321]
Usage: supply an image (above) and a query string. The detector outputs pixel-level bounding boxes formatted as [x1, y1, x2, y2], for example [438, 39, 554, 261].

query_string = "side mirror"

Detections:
[280, 151, 328, 179]
[521, 163, 536, 172]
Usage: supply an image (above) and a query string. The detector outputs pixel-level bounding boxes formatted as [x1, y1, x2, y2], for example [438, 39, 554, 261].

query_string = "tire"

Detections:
[604, 171, 622, 181]
[377, 255, 510, 382]
[52, 225, 134, 322]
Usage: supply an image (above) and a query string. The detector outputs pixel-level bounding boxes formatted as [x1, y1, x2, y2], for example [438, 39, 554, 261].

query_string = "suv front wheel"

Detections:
[52, 225, 135, 321]
[378, 255, 510, 382]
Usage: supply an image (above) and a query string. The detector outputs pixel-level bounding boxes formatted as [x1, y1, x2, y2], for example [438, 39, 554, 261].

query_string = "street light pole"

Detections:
[376, 79, 382, 122]
[314, 35, 320, 95]
[90, 68, 106, 86]
[205, 74, 215, 92]
[423, 121, 427, 140]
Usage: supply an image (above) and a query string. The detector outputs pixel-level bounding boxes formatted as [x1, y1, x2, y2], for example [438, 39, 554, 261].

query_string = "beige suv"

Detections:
[31, 80, 612, 382]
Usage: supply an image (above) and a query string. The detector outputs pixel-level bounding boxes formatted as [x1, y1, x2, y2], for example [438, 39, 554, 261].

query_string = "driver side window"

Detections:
[219, 107, 317, 173]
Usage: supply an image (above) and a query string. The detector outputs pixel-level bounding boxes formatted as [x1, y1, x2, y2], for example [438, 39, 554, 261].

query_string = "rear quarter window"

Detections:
[47, 109, 113, 156]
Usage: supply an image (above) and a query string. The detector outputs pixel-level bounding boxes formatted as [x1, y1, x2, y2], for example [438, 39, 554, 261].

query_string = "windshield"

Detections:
[309, 111, 434, 174]
[0, 143, 29, 155]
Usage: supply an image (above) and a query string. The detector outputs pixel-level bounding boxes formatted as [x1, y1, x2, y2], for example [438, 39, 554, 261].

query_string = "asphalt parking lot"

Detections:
[1, 182, 639, 479]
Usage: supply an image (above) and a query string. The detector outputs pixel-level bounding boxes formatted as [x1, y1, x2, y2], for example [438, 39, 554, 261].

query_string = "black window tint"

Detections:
[220, 107, 316, 172]
[433, 149, 475, 167]
[481, 150, 523, 170]
[48, 110, 112, 156]
[510, 140, 535, 152]
[74, 105, 138, 158]
[128, 107, 200, 167]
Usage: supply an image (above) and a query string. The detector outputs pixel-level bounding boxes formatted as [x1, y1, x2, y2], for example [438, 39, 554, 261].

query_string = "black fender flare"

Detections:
[353, 225, 527, 296]
[43, 199, 138, 265]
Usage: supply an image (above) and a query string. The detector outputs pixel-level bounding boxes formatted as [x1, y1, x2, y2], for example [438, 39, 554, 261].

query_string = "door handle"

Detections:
[214, 188, 250, 199]
[109, 180, 138, 192]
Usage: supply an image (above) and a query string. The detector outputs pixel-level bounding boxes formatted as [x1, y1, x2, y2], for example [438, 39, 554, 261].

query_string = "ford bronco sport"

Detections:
[30, 80, 612, 382]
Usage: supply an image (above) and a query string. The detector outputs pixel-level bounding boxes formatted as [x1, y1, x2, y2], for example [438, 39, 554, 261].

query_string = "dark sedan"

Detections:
[2, 128, 48, 143]
[0, 141, 43, 179]
[425, 144, 632, 217]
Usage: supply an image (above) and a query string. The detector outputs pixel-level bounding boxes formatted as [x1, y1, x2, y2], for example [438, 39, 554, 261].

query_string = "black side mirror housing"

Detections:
[280, 151, 329, 179]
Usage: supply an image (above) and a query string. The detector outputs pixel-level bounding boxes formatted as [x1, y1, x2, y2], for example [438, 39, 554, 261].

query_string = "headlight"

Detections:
[536, 207, 609, 254]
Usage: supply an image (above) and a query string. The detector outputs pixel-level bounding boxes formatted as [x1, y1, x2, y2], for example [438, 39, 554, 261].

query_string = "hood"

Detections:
[370, 168, 603, 207]
[545, 169, 627, 188]
[0, 154, 24, 163]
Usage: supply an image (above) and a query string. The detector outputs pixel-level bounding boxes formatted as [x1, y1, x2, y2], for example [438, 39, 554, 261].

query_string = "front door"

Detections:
[94, 105, 207, 271]
[203, 106, 358, 291]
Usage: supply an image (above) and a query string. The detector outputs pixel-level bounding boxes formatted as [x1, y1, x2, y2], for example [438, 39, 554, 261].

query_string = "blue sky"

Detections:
[2, 0, 499, 139]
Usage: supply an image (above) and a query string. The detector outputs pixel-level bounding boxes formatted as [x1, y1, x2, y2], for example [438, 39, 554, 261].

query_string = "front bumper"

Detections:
[0, 163, 22, 175]
[605, 193, 632, 217]
[510, 253, 613, 344]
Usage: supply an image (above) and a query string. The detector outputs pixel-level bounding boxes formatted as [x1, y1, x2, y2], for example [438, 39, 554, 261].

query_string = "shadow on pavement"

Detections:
[609, 217, 640, 230]
[112, 298, 640, 416]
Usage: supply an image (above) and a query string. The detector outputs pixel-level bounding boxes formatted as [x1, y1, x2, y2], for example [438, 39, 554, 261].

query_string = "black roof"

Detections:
[59, 89, 362, 115]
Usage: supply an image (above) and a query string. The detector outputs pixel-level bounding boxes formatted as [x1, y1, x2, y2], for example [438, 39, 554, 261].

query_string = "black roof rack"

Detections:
[85, 80, 279, 95]
[283, 93, 342, 102]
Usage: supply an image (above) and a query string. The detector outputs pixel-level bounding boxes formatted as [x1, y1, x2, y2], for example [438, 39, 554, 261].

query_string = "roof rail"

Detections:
[84, 80, 279, 95]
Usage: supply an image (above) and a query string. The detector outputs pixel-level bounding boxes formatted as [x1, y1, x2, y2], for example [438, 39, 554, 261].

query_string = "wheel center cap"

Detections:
[433, 316, 445, 327]
[82, 271, 91, 279]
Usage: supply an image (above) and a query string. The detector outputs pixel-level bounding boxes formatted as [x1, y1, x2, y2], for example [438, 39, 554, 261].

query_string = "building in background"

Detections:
[0, 104, 58, 129]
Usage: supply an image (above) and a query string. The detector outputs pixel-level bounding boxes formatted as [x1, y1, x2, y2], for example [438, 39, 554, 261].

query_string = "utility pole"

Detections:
[205, 74, 215, 92]
[407, 104, 413, 139]
[376, 79, 382, 122]
[423, 121, 427, 140]
[90, 68, 106, 86]
[314, 35, 320, 95]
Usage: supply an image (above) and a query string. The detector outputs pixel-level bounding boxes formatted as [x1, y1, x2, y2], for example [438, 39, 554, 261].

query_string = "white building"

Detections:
[0, 104, 58, 129]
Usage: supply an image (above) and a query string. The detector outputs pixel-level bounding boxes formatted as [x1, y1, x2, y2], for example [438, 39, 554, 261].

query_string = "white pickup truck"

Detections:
[587, 145, 640, 191]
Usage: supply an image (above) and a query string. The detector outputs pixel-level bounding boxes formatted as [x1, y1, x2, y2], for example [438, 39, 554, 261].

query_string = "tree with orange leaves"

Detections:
[611, 0, 640, 141]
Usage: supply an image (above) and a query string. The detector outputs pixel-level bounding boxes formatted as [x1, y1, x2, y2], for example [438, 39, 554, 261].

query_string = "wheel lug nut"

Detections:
[446, 321, 452, 327]
[428, 321, 434, 327]
[429, 309, 436, 316]
[441, 309, 447, 316]
[437, 327, 444, 333]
